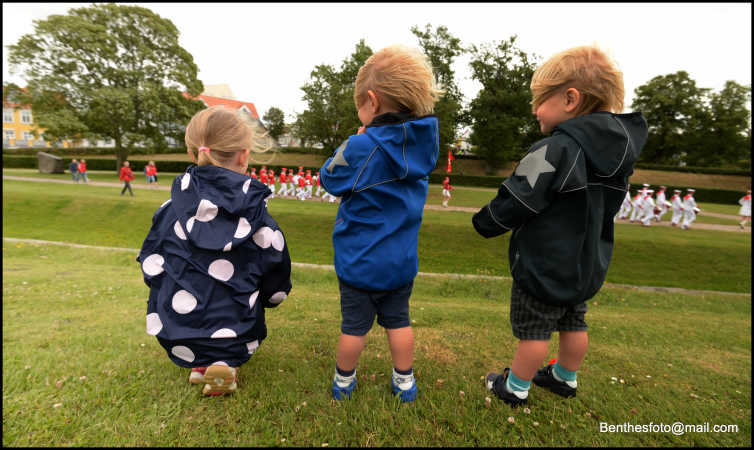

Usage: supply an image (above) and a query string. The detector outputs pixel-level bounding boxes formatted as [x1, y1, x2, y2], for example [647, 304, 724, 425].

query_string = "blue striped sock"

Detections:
[553, 362, 577, 382]
[506, 370, 531, 393]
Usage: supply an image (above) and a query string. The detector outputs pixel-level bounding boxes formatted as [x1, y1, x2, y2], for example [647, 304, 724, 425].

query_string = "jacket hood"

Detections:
[170, 165, 271, 252]
[555, 112, 648, 178]
[364, 112, 439, 182]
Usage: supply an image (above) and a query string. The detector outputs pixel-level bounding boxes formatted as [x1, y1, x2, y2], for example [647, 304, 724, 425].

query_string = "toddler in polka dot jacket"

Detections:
[137, 106, 292, 396]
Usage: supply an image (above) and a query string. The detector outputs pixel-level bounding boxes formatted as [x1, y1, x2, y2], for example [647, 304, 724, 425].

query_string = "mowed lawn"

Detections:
[2, 242, 750, 446]
[2, 179, 751, 293]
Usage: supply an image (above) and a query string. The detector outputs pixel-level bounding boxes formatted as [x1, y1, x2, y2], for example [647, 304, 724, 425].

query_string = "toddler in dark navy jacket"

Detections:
[319, 44, 441, 402]
[137, 106, 291, 396]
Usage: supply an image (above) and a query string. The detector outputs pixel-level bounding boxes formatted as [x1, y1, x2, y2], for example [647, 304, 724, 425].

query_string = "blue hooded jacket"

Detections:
[319, 113, 439, 291]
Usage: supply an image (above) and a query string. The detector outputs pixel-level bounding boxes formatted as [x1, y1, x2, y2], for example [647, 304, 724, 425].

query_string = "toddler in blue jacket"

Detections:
[319, 44, 442, 402]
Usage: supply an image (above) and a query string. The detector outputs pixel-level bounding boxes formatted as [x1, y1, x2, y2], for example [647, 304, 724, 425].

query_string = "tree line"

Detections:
[4, 4, 750, 172]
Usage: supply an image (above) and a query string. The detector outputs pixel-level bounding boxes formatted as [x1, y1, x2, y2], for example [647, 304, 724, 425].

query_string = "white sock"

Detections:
[392, 369, 415, 390]
[334, 371, 356, 388]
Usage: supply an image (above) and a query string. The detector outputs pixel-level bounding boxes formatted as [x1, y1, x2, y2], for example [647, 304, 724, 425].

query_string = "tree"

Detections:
[411, 24, 464, 154]
[6, 3, 205, 170]
[689, 80, 751, 167]
[630, 71, 710, 164]
[294, 40, 373, 151]
[466, 36, 540, 173]
[262, 107, 286, 144]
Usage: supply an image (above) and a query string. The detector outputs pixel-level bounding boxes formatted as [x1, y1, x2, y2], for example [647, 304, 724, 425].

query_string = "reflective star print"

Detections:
[327, 138, 350, 173]
[514, 145, 555, 188]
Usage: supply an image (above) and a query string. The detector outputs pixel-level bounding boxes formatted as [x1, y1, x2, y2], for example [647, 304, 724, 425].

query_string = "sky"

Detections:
[3, 3, 752, 123]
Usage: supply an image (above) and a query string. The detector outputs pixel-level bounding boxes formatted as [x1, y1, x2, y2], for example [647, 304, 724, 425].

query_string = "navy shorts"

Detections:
[509, 281, 588, 340]
[338, 277, 413, 336]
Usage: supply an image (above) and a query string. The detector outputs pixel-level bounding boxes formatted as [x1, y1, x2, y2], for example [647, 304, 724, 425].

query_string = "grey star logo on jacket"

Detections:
[327, 138, 350, 173]
[514, 145, 555, 188]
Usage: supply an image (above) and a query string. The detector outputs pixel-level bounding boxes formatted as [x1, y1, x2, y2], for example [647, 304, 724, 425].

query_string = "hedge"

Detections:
[4, 154, 748, 204]
[635, 163, 751, 176]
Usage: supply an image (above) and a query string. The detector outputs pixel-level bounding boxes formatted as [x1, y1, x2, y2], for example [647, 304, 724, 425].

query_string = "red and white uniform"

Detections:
[296, 175, 307, 201]
[670, 191, 683, 226]
[314, 173, 324, 198]
[654, 188, 668, 221]
[640, 191, 655, 226]
[681, 190, 698, 230]
[278, 170, 288, 196]
[618, 190, 633, 219]
[305, 171, 313, 198]
[441, 177, 454, 207]
[267, 170, 276, 197]
[629, 191, 644, 222]
[739, 194, 751, 217]
[249, 168, 258, 179]
[260, 172, 268, 185]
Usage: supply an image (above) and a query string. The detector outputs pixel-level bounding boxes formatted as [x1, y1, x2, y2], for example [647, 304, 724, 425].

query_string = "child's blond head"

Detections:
[184, 105, 254, 167]
[530, 45, 624, 116]
[354, 44, 443, 116]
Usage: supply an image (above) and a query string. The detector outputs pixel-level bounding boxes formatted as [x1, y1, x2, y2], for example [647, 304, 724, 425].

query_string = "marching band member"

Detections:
[680, 188, 699, 230]
[738, 189, 751, 229]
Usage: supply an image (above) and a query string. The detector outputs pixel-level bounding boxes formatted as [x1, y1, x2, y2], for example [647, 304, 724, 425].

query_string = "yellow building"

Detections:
[2, 95, 72, 149]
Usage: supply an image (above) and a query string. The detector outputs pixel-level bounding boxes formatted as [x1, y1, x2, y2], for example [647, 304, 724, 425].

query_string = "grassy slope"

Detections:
[2, 243, 750, 446]
[2, 179, 750, 293]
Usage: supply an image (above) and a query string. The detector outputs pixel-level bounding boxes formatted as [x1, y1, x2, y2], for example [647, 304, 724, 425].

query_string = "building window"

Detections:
[20, 109, 32, 124]
[3, 108, 13, 123]
[4, 129, 16, 140]
[23, 131, 35, 141]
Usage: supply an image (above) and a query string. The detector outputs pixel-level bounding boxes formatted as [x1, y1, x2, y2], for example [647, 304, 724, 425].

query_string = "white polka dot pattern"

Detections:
[211, 328, 237, 339]
[234, 217, 251, 238]
[247, 340, 259, 354]
[208, 259, 234, 281]
[269, 291, 287, 304]
[249, 291, 259, 309]
[174, 220, 187, 240]
[142, 254, 165, 276]
[243, 179, 251, 194]
[223, 242, 232, 252]
[171, 345, 195, 362]
[195, 199, 218, 222]
[271, 230, 285, 251]
[186, 217, 196, 233]
[181, 173, 191, 191]
[146, 313, 163, 335]
[211, 361, 229, 366]
[252, 227, 274, 248]
[171, 290, 197, 314]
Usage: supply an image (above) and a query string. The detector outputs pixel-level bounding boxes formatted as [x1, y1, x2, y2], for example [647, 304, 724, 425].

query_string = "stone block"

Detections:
[37, 151, 65, 174]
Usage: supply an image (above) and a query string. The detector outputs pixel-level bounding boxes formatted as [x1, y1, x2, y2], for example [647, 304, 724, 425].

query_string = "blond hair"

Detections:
[354, 44, 443, 116]
[184, 105, 254, 167]
[530, 44, 624, 116]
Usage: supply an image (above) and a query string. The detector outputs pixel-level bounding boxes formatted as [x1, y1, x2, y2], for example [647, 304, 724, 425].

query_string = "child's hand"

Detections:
[357, 126, 366, 135]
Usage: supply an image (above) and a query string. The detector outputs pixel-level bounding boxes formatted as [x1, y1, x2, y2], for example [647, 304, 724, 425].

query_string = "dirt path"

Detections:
[4, 175, 750, 233]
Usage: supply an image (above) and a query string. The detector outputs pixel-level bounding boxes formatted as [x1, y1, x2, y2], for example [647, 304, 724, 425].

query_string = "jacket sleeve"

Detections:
[318, 136, 364, 197]
[472, 138, 583, 238]
[257, 215, 292, 309]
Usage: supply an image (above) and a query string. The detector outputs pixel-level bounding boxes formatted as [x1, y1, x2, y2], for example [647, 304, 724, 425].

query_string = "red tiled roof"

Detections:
[183, 92, 260, 119]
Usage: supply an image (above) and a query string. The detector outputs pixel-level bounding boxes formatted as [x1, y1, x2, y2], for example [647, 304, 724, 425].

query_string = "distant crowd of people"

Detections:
[245, 165, 337, 203]
[616, 184, 699, 229]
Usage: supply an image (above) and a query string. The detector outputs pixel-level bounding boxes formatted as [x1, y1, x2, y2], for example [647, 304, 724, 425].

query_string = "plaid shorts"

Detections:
[509, 281, 588, 340]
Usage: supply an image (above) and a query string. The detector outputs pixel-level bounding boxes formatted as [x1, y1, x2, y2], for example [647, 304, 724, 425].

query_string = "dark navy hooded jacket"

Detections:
[473, 112, 648, 306]
[137, 165, 291, 368]
[319, 113, 439, 291]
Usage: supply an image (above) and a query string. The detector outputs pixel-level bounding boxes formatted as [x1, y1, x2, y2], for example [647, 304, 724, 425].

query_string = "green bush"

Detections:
[635, 163, 751, 176]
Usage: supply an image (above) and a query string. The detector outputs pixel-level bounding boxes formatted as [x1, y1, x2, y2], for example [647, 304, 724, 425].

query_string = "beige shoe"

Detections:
[202, 365, 237, 396]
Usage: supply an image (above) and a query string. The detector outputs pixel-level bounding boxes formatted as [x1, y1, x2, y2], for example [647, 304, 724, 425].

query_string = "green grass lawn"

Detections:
[2, 242, 750, 446]
[3, 179, 751, 293]
[4, 168, 749, 227]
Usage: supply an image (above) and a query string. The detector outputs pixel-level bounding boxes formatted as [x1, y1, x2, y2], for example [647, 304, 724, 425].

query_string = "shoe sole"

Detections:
[202, 365, 237, 396]
[189, 371, 205, 385]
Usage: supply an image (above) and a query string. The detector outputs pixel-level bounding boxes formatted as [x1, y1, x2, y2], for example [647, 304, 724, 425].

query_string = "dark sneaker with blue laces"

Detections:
[532, 364, 577, 398]
[485, 368, 528, 406]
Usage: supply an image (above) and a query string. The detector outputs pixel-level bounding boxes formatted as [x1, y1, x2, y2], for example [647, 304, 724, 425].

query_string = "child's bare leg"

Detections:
[386, 326, 414, 371]
[336, 334, 366, 372]
[556, 331, 588, 371]
[510, 339, 549, 380]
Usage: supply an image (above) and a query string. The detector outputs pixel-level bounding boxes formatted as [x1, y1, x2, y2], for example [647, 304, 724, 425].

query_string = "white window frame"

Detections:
[4, 129, 16, 139]
[22, 131, 35, 141]
[20, 109, 32, 124]
[3, 108, 14, 123]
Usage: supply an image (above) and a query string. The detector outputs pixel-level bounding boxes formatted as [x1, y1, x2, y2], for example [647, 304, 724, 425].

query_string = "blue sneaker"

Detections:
[332, 377, 357, 400]
[391, 374, 418, 402]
